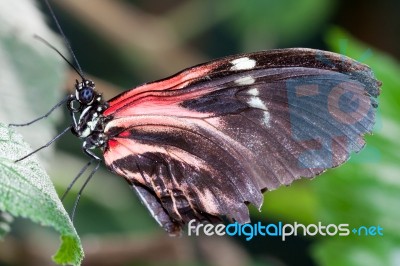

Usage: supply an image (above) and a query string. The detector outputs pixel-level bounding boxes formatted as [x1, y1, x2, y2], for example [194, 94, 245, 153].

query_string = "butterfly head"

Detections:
[75, 79, 96, 106]
[68, 79, 108, 149]
[68, 79, 104, 112]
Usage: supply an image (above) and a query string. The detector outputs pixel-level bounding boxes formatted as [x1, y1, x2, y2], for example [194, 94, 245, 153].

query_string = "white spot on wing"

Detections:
[235, 76, 255, 85]
[230, 57, 256, 70]
[247, 97, 270, 127]
[247, 97, 267, 109]
[247, 88, 259, 96]
[262, 111, 270, 127]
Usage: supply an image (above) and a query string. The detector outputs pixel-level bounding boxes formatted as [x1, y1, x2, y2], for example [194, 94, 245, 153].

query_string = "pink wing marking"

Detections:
[104, 134, 224, 217]
[107, 88, 216, 119]
[105, 115, 264, 186]
[103, 115, 264, 217]
[104, 64, 217, 116]
[104, 136, 210, 173]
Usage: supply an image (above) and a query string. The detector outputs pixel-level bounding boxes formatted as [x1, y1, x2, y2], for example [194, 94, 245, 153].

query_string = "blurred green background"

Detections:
[0, 0, 399, 265]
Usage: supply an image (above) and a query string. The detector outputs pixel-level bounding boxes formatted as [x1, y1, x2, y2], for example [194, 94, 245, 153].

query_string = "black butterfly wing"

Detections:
[102, 48, 381, 235]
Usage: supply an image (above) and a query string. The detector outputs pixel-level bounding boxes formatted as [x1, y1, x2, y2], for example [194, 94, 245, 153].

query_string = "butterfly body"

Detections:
[67, 48, 380, 236]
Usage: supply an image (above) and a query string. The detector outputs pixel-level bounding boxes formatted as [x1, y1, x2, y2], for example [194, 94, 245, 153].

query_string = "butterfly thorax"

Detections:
[69, 79, 109, 152]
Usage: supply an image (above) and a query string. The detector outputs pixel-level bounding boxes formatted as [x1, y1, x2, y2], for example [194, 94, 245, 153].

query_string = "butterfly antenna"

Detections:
[44, 0, 84, 79]
[61, 159, 94, 202]
[70, 160, 101, 221]
[34, 35, 84, 80]
[9, 95, 71, 127]
[14, 126, 72, 162]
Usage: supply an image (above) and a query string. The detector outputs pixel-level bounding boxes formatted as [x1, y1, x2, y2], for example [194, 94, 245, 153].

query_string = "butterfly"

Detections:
[14, 2, 381, 237]
[55, 48, 378, 236]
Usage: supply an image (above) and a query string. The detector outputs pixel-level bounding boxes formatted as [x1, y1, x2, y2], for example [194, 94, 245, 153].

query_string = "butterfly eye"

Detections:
[79, 87, 95, 104]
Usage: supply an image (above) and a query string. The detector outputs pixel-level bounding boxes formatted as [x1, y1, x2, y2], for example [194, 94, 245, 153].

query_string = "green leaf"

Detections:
[255, 180, 317, 224]
[314, 238, 400, 266]
[0, 211, 13, 239]
[0, 123, 83, 265]
[53, 235, 83, 264]
[0, 0, 65, 162]
[310, 27, 400, 266]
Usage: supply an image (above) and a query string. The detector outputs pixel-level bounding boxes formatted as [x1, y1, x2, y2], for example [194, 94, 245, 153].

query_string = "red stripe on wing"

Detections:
[107, 88, 216, 119]
[104, 64, 216, 116]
